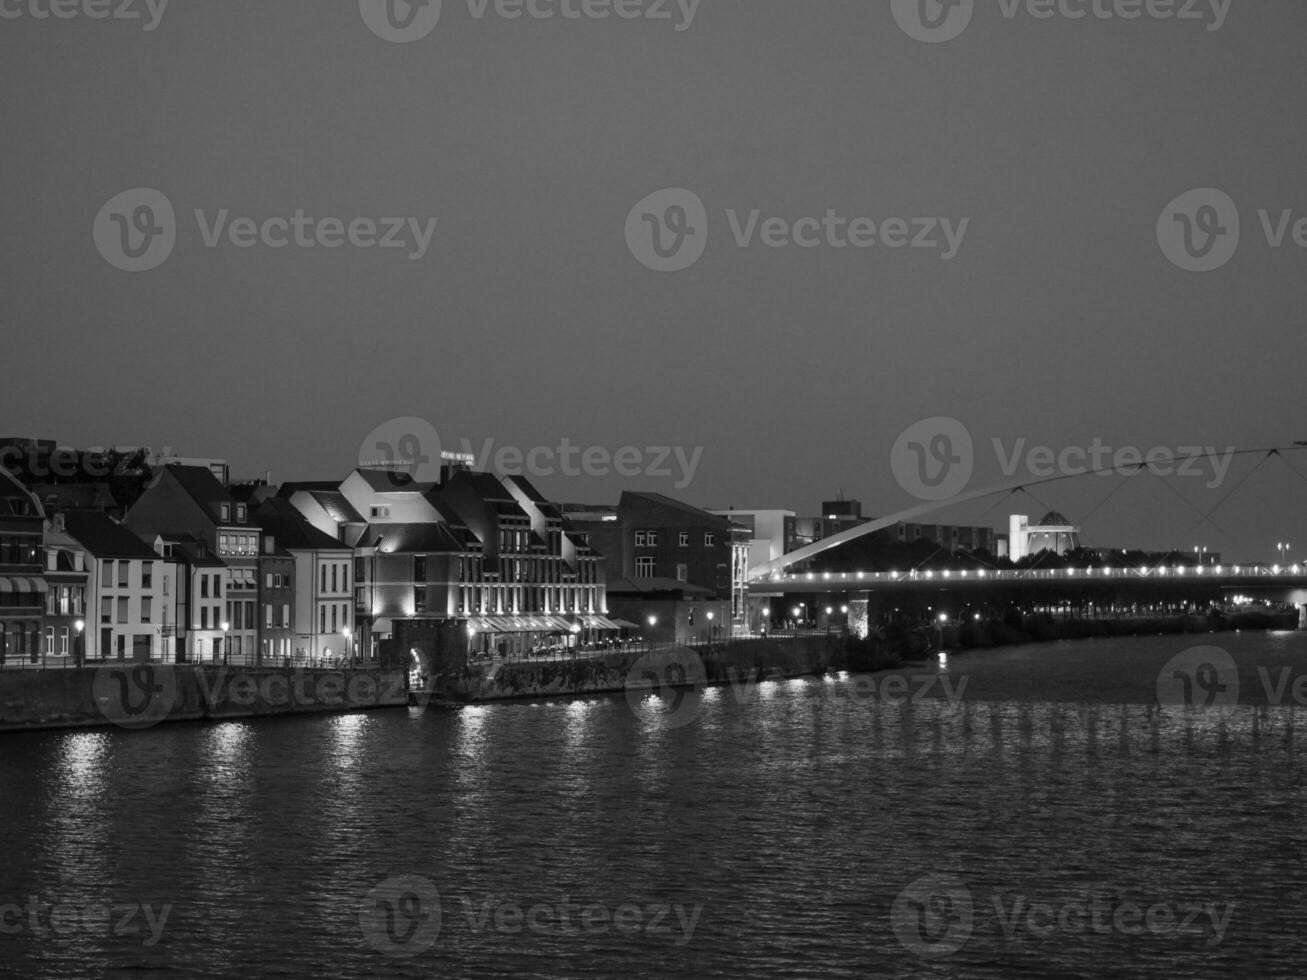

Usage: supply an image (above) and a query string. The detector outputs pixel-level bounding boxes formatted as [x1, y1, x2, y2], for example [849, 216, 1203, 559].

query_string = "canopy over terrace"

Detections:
[465, 613, 627, 657]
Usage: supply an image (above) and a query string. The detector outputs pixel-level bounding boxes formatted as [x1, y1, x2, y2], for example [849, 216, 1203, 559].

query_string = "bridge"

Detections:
[746, 443, 1307, 584]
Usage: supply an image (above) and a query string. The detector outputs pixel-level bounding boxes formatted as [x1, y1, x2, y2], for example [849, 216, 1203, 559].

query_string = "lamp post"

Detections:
[342, 627, 352, 667]
[221, 621, 230, 665]
[936, 612, 948, 651]
[647, 614, 657, 652]
[706, 609, 715, 647]
[1278, 542, 1291, 566]
[74, 619, 85, 668]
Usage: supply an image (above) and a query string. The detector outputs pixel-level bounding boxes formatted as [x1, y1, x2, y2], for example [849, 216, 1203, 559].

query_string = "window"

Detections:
[679, 531, 689, 547]
[220, 503, 230, 521]
[330, 605, 337, 633]
[321, 565, 327, 593]
[646, 531, 657, 546]
[414, 555, 427, 581]
[331, 564, 338, 593]
[414, 586, 427, 614]
[705, 532, 716, 547]
[265, 604, 273, 627]
[101, 596, 112, 624]
[320, 606, 326, 634]
[141, 562, 153, 589]
[636, 556, 656, 578]
[213, 574, 221, 597]
[201, 607, 209, 630]
[59, 628, 68, 655]
[45, 627, 54, 654]
[118, 562, 129, 587]
[117, 597, 128, 624]
[676, 564, 688, 582]
[141, 597, 152, 623]
[281, 604, 289, 628]
[265, 573, 273, 589]
[103, 560, 114, 587]
[236, 504, 247, 522]
[370, 506, 390, 519]
[200, 574, 209, 598]
[634, 531, 647, 547]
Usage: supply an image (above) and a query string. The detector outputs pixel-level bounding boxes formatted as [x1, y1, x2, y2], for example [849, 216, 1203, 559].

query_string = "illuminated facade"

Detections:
[1009, 512, 1082, 561]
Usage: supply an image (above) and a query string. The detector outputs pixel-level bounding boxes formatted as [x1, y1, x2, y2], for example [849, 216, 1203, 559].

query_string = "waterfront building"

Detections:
[254, 499, 354, 664]
[0, 468, 47, 667]
[257, 528, 296, 666]
[124, 466, 260, 664]
[567, 491, 748, 635]
[288, 467, 610, 660]
[61, 510, 179, 663]
[41, 516, 89, 666]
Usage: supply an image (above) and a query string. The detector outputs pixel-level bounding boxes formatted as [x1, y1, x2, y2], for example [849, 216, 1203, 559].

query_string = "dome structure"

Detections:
[1009, 511, 1081, 561]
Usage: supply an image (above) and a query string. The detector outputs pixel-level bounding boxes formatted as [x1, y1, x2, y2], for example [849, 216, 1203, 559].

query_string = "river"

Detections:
[3, 631, 1307, 978]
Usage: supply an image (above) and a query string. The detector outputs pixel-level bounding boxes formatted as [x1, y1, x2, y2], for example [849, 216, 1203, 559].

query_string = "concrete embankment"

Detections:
[0, 664, 409, 734]
[443, 636, 842, 704]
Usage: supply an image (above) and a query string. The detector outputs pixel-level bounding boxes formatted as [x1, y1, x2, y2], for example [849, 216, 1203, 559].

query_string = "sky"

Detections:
[2, 0, 1306, 562]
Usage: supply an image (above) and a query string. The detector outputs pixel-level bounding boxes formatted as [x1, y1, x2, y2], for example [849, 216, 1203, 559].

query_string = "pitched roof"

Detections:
[164, 465, 236, 518]
[254, 499, 350, 551]
[62, 511, 160, 560]
[620, 491, 730, 526]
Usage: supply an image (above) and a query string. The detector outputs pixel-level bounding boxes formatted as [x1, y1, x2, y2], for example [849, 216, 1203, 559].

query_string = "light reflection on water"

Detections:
[2, 633, 1307, 978]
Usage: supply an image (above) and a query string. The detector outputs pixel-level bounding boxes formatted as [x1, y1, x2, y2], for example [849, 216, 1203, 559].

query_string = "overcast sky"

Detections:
[3, 0, 1305, 560]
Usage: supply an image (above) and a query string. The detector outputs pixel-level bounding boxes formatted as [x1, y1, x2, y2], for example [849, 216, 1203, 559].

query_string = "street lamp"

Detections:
[220, 621, 230, 665]
[936, 612, 948, 651]
[706, 609, 715, 646]
[647, 614, 657, 652]
[74, 619, 85, 668]
[342, 627, 352, 666]
[1278, 542, 1292, 565]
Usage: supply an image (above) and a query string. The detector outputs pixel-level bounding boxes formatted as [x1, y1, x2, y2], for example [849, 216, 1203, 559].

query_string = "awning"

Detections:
[581, 615, 625, 631]
[611, 618, 641, 630]
[0, 576, 46, 593]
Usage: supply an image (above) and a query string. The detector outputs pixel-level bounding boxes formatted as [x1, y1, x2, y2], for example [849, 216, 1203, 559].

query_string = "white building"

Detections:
[62, 511, 179, 663]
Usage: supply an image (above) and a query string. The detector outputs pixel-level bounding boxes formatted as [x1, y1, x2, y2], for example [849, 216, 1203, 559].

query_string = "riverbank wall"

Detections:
[0, 664, 409, 734]
[434, 635, 845, 704]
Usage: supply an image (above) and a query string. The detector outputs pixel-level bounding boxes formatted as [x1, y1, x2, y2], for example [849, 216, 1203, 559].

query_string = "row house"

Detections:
[62, 511, 180, 663]
[0, 468, 47, 666]
[259, 529, 295, 666]
[255, 499, 352, 664]
[125, 465, 260, 664]
[42, 518, 89, 664]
